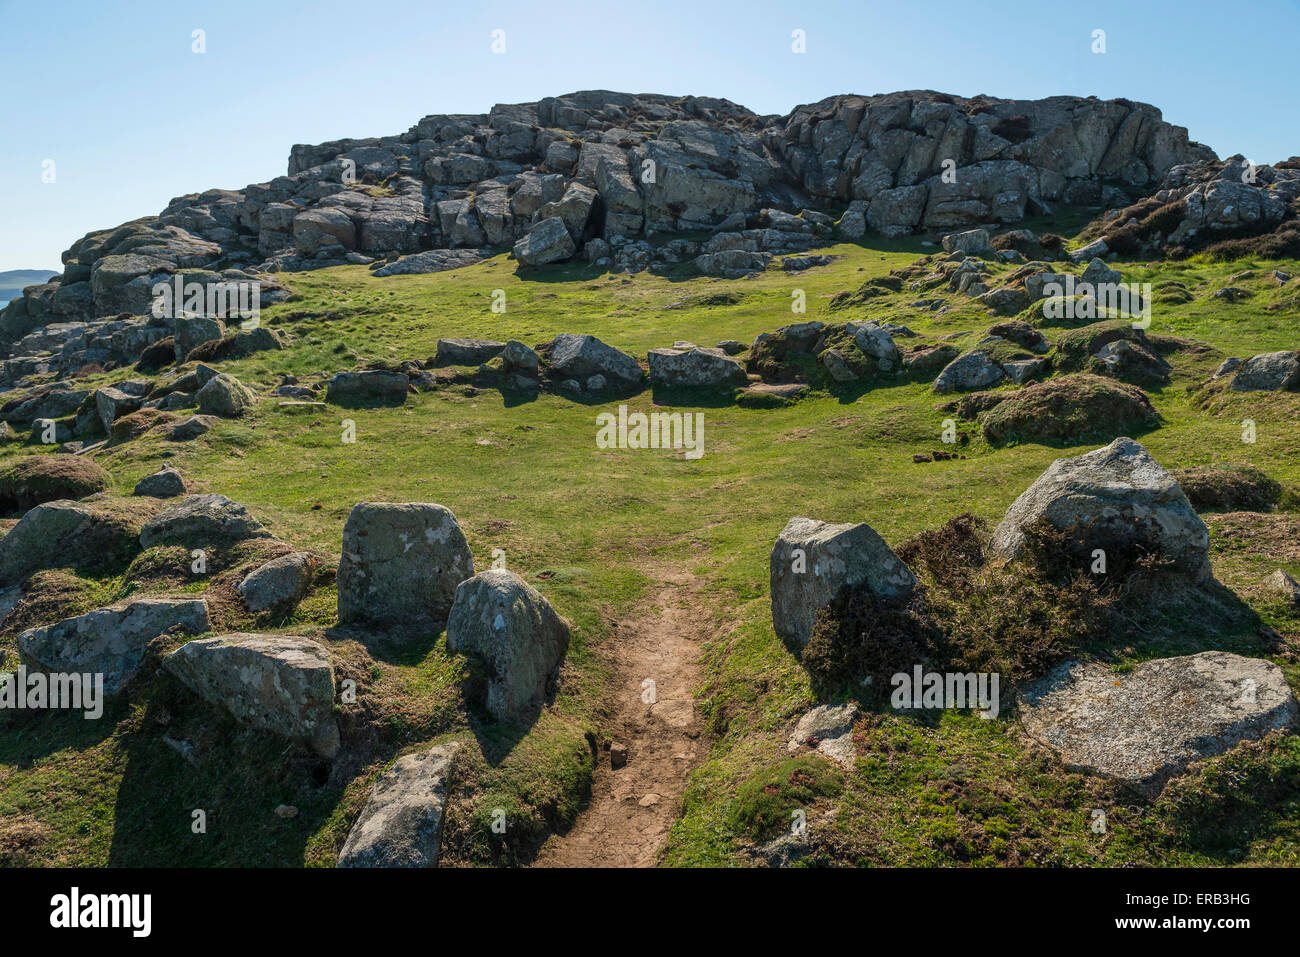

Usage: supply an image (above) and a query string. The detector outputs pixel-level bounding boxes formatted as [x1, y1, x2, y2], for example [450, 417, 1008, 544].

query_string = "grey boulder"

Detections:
[336, 502, 474, 632]
[196, 373, 257, 417]
[163, 633, 339, 758]
[133, 466, 187, 498]
[989, 437, 1211, 580]
[18, 598, 209, 695]
[337, 743, 460, 868]
[237, 552, 316, 617]
[549, 333, 643, 388]
[139, 493, 272, 548]
[770, 517, 916, 647]
[647, 347, 747, 390]
[445, 569, 570, 724]
[1019, 652, 1298, 796]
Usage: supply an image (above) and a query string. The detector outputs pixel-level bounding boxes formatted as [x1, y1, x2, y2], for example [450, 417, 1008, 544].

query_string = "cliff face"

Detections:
[0, 89, 1220, 360]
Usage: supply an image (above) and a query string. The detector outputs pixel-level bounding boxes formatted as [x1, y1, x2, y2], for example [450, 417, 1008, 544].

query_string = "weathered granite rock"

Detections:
[549, 333, 643, 388]
[770, 517, 916, 647]
[139, 493, 272, 547]
[167, 414, 217, 441]
[336, 502, 474, 632]
[19, 598, 209, 694]
[434, 338, 506, 366]
[337, 742, 460, 868]
[786, 702, 858, 767]
[132, 466, 187, 498]
[647, 347, 748, 390]
[990, 437, 1211, 580]
[1263, 569, 1300, 605]
[95, 387, 144, 433]
[1018, 652, 1298, 796]
[513, 216, 575, 266]
[931, 350, 1005, 393]
[196, 373, 257, 417]
[0, 499, 147, 584]
[445, 569, 570, 723]
[1229, 351, 1300, 392]
[325, 370, 409, 404]
[237, 552, 316, 617]
[164, 633, 339, 758]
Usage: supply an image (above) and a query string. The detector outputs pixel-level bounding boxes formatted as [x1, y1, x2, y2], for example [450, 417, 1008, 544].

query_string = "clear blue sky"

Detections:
[2, 0, 1297, 272]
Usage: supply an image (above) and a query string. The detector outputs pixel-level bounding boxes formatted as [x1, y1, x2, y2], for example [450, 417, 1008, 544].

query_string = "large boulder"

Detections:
[18, 598, 209, 694]
[336, 502, 474, 632]
[931, 350, 1005, 393]
[445, 569, 570, 724]
[433, 338, 505, 366]
[770, 517, 917, 647]
[337, 743, 460, 868]
[647, 347, 748, 390]
[196, 373, 257, 417]
[512, 216, 575, 266]
[164, 633, 339, 758]
[132, 466, 187, 498]
[325, 370, 409, 404]
[139, 493, 272, 548]
[989, 437, 1211, 579]
[0, 456, 111, 513]
[548, 333, 643, 388]
[237, 552, 316, 617]
[0, 499, 149, 584]
[173, 314, 225, 362]
[95, 386, 144, 433]
[1019, 652, 1298, 796]
[1229, 351, 1300, 392]
[847, 321, 901, 368]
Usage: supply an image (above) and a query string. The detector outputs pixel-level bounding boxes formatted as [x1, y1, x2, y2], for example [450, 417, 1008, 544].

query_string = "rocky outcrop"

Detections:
[1019, 652, 1298, 796]
[337, 742, 460, 868]
[990, 437, 1211, 580]
[0, 90, 1216, 387]
[445, 569, 570, 724]
[0, 498, 151, 584]
[1228, 351, 1300, 392]
[336, 502, 474, 632]
[770, 517, 916, 647]
[163, 633, 339, 758]
[19, 599, 209, 694]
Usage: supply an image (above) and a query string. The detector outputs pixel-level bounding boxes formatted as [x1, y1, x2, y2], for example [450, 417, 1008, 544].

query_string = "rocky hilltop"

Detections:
[9, 87, 1299, 387]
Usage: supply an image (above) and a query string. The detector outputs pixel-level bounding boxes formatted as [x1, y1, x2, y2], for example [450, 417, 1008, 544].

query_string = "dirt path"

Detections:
[534, 567, 708, 868]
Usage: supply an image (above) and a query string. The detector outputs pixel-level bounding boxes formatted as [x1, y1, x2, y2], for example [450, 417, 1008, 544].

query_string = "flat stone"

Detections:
[787, 702, 858, 767]
[1018, 652, 1299, 797]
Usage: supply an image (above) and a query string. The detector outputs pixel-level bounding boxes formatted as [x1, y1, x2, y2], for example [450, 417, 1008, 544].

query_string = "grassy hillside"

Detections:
[1, 226, 1297, 867]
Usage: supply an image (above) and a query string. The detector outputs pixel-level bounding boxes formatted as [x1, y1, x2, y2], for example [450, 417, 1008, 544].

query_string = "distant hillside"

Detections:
[0, 268, 59, 304]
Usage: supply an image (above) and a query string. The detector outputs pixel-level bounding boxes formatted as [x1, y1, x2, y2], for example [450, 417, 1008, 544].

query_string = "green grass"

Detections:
[1, 226, 1298, 867]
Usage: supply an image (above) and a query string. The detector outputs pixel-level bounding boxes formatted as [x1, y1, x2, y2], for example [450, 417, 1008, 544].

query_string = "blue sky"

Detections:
[2, 0, 1297, 271]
